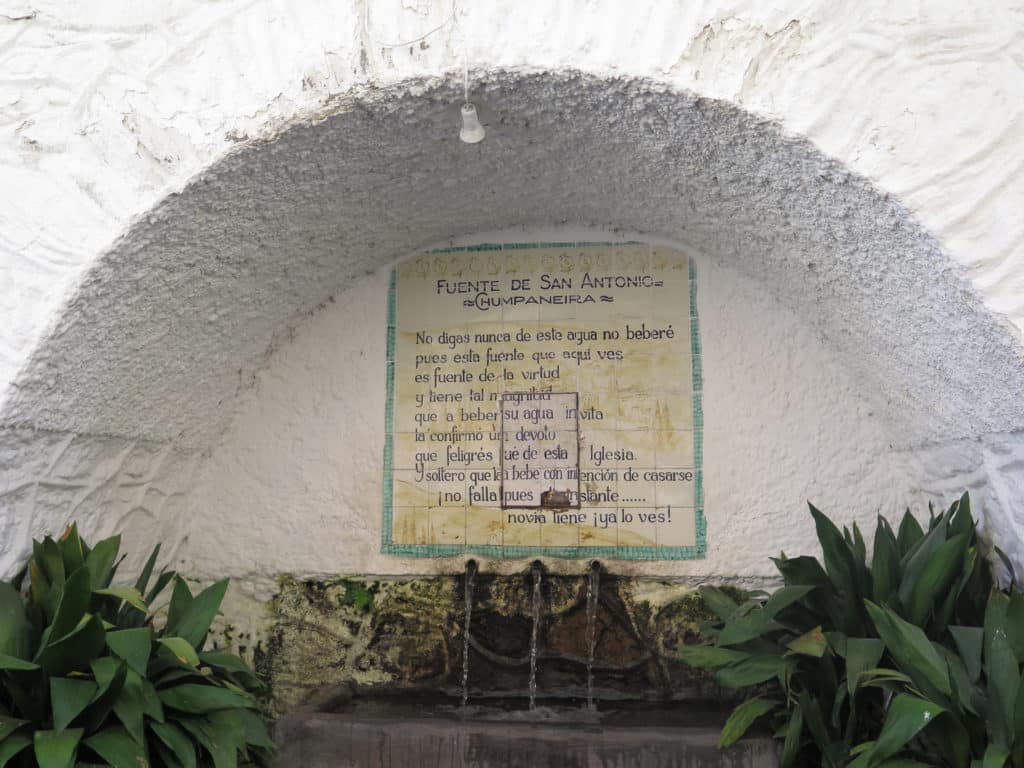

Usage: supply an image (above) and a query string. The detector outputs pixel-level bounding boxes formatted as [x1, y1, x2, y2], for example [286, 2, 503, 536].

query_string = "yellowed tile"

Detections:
[389, 244, 699, 556]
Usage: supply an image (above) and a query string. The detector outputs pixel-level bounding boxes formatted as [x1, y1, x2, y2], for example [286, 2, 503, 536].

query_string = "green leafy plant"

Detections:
[0, 524, 272, 768]
[681, 492, 1018, 766]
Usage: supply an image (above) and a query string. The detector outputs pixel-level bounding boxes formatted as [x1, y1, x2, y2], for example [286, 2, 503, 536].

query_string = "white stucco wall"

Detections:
[1, 1, 1023, 581]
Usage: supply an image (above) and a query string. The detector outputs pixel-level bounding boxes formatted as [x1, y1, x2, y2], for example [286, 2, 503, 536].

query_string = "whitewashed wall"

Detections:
[1, 1, 1023, 582]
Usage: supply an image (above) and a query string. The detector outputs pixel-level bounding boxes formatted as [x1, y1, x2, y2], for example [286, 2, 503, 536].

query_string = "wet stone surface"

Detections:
[254, 570, 742, 715]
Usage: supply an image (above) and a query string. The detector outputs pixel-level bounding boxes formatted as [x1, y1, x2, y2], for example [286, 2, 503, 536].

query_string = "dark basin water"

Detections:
[275, 692, 778, 767]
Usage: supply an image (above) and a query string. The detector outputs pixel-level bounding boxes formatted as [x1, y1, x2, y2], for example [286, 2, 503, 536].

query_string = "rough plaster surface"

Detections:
[1, 2, 1023, 580]
[0, 427, 197, 577]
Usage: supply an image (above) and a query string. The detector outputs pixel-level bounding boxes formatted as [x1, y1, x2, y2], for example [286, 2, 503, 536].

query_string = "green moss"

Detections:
[338, 579, 377, 613]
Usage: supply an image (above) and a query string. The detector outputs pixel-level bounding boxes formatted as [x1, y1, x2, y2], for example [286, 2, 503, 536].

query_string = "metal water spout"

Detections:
[529, 560, 543, 711]
[461, 559, 477, 708]
[585, 560, 601, 710]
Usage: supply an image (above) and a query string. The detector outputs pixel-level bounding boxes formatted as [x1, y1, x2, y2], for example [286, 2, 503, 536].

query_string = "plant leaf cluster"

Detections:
[682, 492, 1024, 767]
[0, 525, 272, 768]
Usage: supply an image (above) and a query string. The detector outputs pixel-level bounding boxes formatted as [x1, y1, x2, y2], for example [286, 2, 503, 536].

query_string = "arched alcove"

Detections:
[2, 71, 1023, 582]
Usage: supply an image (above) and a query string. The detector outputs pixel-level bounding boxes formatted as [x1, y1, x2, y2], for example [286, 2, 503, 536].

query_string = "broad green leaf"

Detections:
[150, 721, 196, 768]
[946, 492, 973, 537]
[865, 601, 951, 702]
[950, 625, 983, 683]
[851, 522, 867, 564]
[106, 628, 152, 676]
[868, 694, 946, 765]
[846, 637, 885, 696]
[981, 744, 1009, 768]
[57, 524, 85, 574]
[797, 690, 836, 768]
[95, 587, 147, 614]
[1014, 678, 1024, 768]
[0, 717, 27, 743]
[906, 533, 967, 626]
[49, 678, 97, 731]
[155, 742, 185, 768]
[809, 504, 858, 596]
[896, 510, 924, 557]
[763, 585, 815, 618]
[207, 710, 246, 765]
[772, 554, 848, 630]
[826, 631, 847, 657]
[772, 554, 830, 589]
[82, 659, 127, 734]
[159, 684, 257, 714]
[33, 728, 82, 768]
[197, 652, 263, 691]
[42, 566, 92, 645]
[935, 644, 978, 716]
[140, 676, 165, 723]
[35, 537, 65, 592]
[29, 560, 54, 621]
[160, 637, 200, 667]
[154, 667, 204, 688]
[0, 583, 32, 661]
[1005, 590, 1024, 663]
[927, 713, 971, 768]
[83, 536, 121, 590]
[994, 547, 1017, 585]
[146, 570, 176, 605]
[173, 579, 228, 649]
[0, 732, 31, 768]
[134, 544, 162, 596]
[235, 709, 273, 749]
[934, 546, 977, 630]
[174, 715, 238, 768]
[34, 614, 106, 676]
[165, 578, 194, 637]
[698, 586, 739, 621]
[717, 609, 784, 647]
[855, 668, 915, 689]
[849, 740, 875, 758]
[83, 726, 149, 768]
[872, 517, 901, 605]
[716, 655, 792, 688]
[985, 591, 1010, 662]
[718, 697, 777, 748]
[786, 626, 827, 657]
[0, 653, 39, 671]
[111, 669, 155, 745]
[987, 627, 1020, 750]
[830, 683, 847, 731]
[897, 518, 949, 611]
[780, 701, 803, 768]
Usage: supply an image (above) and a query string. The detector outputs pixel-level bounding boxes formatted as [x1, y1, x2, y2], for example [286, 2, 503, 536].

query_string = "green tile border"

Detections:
[381, 242, 706, 560]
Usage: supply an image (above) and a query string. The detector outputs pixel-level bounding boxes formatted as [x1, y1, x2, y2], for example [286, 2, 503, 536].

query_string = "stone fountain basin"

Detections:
[274, 692, 778, 767]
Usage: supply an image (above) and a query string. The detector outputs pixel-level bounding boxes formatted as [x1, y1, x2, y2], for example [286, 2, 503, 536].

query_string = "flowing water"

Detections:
[461, 560, 476, 708]
[529, 563, 542, 711]
[585, 562, 600, 710]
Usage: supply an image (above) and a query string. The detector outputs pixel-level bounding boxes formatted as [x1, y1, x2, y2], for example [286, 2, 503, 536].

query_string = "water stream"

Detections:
[528, 561, 542, 711]
[585, 560, 600, 710]
[461, 560, 476, 708]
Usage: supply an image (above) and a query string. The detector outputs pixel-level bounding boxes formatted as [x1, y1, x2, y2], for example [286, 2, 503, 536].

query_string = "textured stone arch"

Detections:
[1, 71, 1022, 579]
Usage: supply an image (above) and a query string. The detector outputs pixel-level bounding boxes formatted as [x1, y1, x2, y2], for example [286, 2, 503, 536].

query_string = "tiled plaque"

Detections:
[382, 242, 705, 559]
